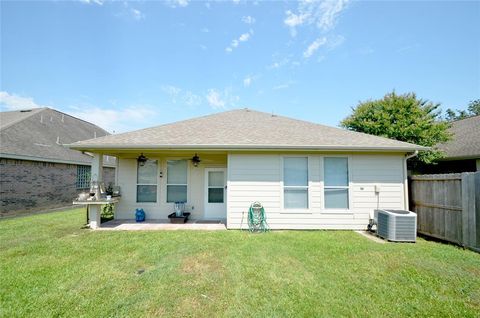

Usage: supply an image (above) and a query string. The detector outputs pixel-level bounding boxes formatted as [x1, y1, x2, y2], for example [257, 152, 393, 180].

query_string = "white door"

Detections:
[204, 168, 227, 219]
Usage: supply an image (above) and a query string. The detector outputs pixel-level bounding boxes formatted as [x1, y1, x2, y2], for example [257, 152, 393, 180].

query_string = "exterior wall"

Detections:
[114, 154, 227, 220]
[0, 158, 115, 216]
[227, 153, 406, 230]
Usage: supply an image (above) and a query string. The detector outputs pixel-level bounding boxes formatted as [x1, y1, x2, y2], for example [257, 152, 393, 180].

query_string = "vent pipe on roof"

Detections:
[61, 114, 64, 122]
[56, 136, 60, 145]
[94, 131, 97, 138]
[40, 114, 43, 123]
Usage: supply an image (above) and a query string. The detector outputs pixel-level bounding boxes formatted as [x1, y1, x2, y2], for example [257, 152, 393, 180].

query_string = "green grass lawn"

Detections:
[1, 209, 479, 317]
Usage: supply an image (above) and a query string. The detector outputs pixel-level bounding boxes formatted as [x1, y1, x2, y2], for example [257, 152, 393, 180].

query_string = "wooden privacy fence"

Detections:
[410, 172, 480, 251]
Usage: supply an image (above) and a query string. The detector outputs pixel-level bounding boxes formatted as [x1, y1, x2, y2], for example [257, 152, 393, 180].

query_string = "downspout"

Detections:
[403, 150, 418, 210]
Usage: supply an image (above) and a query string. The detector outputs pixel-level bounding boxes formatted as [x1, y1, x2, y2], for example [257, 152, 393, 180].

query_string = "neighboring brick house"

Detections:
[0, 108, 116, 216]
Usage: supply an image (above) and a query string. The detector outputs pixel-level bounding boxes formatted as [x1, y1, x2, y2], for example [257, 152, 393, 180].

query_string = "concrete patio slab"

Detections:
[97, 219, 227, 231]
[355, 230, 386, 244]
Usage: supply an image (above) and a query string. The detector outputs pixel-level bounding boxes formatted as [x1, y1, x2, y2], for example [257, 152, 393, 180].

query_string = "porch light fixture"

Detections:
[192, 153, 201, 167]
[137, 153, 148, 166]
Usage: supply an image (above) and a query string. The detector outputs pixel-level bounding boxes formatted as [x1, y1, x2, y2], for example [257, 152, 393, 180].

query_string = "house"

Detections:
[421, 115, 479, 173]
[0, 107, 116, 216]
[69, 109, 426, 230]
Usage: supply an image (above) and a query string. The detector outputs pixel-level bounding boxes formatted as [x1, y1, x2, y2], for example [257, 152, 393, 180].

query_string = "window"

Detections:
[324, 157, 349, 209]
[283, 157, 309, 209]
[76, 165, 91, 189]
[137, 160, 158, 203]
[208, 171, 224, 203]
[167, 160, 187, 203]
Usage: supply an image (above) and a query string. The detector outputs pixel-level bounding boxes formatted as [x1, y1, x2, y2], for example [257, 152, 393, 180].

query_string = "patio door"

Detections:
[204, 168, 227, 219]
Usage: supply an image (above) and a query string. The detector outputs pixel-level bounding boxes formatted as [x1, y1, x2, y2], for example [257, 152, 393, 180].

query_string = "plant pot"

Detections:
[168, 212, 190, 224]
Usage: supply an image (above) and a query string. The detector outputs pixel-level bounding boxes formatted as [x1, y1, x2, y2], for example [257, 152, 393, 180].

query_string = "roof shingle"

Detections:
[1, 108, 116, 165]
[69, 109, 426, 152]
[437, 115, 480, 160]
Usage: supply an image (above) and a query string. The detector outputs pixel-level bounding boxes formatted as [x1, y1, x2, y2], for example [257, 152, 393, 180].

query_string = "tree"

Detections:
[445, 99, 480, 121]
[467, 99, 480, 116]
[340, 91, 451, 164]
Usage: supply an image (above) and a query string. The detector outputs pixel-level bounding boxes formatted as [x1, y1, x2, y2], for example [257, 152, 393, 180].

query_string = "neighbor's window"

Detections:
[137, 160, 158, 203]
[324, 157, 349, 209]
[76, 165, 91, 189]
[283, 157, 309, 209]
[167, 160, 187, 202]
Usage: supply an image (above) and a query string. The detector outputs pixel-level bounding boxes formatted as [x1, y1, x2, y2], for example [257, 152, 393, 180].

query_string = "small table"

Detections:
[73, 198, 120, 229]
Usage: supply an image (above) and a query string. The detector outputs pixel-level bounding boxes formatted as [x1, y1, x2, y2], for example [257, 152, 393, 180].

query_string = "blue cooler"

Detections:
[135, 208, 145, 222]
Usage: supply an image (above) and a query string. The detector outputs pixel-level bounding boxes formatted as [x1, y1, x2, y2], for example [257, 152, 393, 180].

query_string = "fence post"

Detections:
[461, 173, 476, 248]
[475, 172, 480, 249]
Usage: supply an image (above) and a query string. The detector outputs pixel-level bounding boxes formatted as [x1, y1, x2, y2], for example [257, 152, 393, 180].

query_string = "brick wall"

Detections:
[0, 158, 115, 217]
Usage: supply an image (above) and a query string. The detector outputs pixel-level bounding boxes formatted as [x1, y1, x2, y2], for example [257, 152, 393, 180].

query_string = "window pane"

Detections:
[167, 185, 187, 203]
[137, 185, 157, 202]
[284, 157, 308, 186]
[208, 171, 224, 187]
[284, 189, 308, 209]
[324, 157, 348, 187]
[167, 160, 187, 184]
[325, 188, 349, 209]
[137, 160, 157, 184]
[208, 188, 224, 203]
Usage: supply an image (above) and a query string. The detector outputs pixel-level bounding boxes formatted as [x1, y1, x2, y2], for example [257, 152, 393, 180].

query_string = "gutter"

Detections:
[403, 150, 419, 211]
[66, 144, 429, 152]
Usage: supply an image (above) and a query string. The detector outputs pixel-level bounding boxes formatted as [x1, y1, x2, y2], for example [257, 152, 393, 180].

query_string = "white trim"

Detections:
[204, 168, 227, 219]
[136, 159, 159, 203]
[68, 144, 428, 152]
[322, 155, 352, 212]
[281, 156, 310, 213]
[165, 159, 189, 204]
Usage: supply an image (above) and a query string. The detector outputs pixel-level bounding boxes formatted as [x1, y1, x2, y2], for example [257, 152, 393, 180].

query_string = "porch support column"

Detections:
[89, 153, 103, 229]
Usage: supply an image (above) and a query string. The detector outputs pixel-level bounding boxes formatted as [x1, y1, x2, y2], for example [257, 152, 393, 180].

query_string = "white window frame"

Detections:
[322, 156, 352, 212]
[166, 159, 189, 203]
[136, 159, 158, 203]
[281, 156, 311, 213]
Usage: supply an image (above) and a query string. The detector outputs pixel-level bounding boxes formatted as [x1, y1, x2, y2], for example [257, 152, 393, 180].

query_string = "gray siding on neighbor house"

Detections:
[0, 158, 115, 216]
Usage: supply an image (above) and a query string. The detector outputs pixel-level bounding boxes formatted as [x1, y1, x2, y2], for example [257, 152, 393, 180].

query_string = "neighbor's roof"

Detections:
[0, 108, 116, 165]
[69, 109, 426, 152]
[437, 115, 480, 160]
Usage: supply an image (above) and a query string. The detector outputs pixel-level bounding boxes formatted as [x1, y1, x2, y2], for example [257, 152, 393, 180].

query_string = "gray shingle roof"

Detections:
[1, 108, 116, 165]
[437, 115, 480, 160]
[69, 109, 426, 152]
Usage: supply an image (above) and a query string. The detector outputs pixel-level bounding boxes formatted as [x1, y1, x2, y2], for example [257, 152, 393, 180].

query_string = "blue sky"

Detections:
[1, 0, 479, 133]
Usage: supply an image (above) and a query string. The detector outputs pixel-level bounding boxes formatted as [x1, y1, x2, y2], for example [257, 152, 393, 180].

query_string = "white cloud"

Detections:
[161, 85, 202, 107]
[225, 30, 253, 53]
[273, 84, 289, 90]
[79, 0, 105, 5]
[206, 89, 225, 109]
[205, 88, 239, 109]
[0, 91, 47, 110]
[130, 8, 144, 20]
[284, 0, 349, 36]
[232, 0, 241, 4]
[165, 0, 189, 8]
[201, 27, 210, 33]
[69, 106, 155, 133]
[243, 76, 253, 87]
[242, 16, 256, 24]
[239, 33, 250, 42]
[303, 36, 327, 58]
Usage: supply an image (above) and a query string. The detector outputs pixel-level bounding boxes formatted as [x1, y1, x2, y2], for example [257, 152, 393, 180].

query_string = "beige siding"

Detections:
[115, 154, 226, 220]
[227, 153, 406, 230]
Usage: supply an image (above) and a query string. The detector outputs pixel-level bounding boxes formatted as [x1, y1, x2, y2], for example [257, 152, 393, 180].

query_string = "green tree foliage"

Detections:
[341, 91, 451, 164]
[445, 99, 480, 121]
